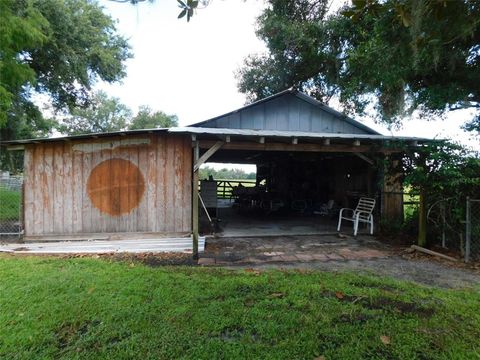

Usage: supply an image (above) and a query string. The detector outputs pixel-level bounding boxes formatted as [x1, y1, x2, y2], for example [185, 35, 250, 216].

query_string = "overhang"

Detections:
[1, 128, 169, 148]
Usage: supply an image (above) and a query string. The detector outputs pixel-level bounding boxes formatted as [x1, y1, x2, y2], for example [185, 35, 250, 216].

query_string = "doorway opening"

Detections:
[198, 151, 378, 237]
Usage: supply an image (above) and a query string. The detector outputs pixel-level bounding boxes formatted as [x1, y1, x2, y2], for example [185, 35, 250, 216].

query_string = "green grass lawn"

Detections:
[0, 187, 21, 221]
[0, 255, 479, 359]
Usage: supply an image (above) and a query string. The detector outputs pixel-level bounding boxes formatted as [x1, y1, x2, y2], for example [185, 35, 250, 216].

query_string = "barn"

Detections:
[5, 90, 427, 257]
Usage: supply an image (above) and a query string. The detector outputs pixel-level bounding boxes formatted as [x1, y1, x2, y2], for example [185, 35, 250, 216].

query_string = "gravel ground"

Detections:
[203, 234, 480, 289]
[230, 256, 480, 289]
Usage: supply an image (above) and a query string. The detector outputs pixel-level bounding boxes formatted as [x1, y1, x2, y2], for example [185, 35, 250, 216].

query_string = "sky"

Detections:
[97, 0, 479, 164]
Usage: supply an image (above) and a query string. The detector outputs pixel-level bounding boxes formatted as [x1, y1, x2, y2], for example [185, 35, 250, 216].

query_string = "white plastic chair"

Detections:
[337, 197, 376, 236]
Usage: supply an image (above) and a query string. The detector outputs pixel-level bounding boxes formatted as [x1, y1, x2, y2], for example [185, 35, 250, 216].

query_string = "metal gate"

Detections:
[465, 197, 480, 262]
[0, 172, 23, 238]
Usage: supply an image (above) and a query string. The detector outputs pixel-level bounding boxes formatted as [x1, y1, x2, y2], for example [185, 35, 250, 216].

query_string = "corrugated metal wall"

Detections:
[23, 134, 192, 236]
[198, 93, 369, 134]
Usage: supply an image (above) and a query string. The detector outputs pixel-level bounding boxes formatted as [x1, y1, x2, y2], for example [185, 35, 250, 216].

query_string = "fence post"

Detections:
[441, 202, 446, 248]
[418, 188, 427, 247]
[465, 197, 471, 263]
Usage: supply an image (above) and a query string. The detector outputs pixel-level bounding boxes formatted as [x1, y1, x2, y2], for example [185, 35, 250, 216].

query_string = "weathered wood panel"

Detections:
[63, 144, 73, 234]
[23, 146, 34, 235]
[53, 144, 64, 234]
[182, 136, 192, 231]
[32, 144, 44, 234]
[23, 134, 192, 236]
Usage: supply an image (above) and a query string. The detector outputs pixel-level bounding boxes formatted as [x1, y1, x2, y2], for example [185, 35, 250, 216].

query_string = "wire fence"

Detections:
[0, 172, 23, 237]
[426, 196, 480, 262]
[466, 198, 480, 262]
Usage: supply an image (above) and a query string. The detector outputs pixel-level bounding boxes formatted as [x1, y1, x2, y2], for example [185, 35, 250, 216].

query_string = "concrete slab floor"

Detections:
[212, 206, 375, 238]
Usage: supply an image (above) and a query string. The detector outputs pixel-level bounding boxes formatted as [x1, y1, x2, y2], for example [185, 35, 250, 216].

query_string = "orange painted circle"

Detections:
[87, 158, 145, 216]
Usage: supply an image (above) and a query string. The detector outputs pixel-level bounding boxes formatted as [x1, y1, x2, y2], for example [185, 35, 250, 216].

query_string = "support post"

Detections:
[192, 141, 199, 260]
[465, 197, 471, 263]
[418, 187, 427, 247]
[193, 140, 224, 172]
[441, 202, 446, 248]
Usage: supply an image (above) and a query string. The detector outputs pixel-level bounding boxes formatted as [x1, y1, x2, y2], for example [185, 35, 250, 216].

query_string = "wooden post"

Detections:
[418, 187, 427, 247]
[192, 141, 199, 260]
[382, 157, 404, 224]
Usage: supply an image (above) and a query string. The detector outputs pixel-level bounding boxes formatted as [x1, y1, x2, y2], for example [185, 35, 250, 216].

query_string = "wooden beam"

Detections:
[192, 141, 199, 260]
[193, 141, 224, 172]
[6, 145, 25, 151]
[198, 140, 401, 153]
[354, 153, 374, 165]
[411, 245, 458, 262]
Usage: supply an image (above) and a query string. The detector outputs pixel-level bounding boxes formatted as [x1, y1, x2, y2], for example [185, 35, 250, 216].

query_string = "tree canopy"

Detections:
[55, 91, 179, 135]
[55, 91, 132, 135]
[237, 0, 480, 132]
[129, 106, 178, 130]
[199, 166, 256, 180]
[0, 0, 131, 141]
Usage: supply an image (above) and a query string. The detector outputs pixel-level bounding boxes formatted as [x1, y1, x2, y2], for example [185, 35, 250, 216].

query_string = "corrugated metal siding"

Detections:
[23, 134, 192, 236]
[196, 93, 371, 134]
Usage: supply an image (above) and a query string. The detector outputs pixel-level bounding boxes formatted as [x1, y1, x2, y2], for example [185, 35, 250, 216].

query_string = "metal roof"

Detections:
[1, 125, 434, 147]
[188, 89, 382, 135]
[1, 128, 169, 145]
[169, 127, 431, 143]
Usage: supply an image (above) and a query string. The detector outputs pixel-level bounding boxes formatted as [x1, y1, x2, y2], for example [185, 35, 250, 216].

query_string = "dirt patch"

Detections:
[116, 253, 196, 267]
[358, 297, 436, 317]
[246, 256, 480, 289]
[402, 250, 480, 271]
[334, 313, 378, 324]
[347, 280, 399, 293]
[56, 319, 101, 349]
[3, 251, 197, 266]
[324, 290, 436, 318]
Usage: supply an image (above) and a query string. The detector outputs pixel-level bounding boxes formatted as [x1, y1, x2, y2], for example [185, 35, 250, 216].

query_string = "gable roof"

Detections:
[190, 89, 381, 135]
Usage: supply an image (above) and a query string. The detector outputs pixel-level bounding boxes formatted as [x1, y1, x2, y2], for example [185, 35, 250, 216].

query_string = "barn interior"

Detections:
[198, 147, 379, 237]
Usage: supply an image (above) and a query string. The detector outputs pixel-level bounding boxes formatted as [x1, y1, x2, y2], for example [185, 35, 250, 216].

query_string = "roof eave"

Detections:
[1, 128, 169, 146]
[168, 126, 434, 143]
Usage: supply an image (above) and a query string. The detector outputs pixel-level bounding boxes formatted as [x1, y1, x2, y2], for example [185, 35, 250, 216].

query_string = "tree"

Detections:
[56, 91, 132, 135]
[0, 0, 131, 140]
[237, 0, 480, 130]
[0, 0, 48, 127]
[401, 141, 480, 246]
[129, 106, 178, 130]
[109, 0, 206, 21]
[199, 166, 256, 180]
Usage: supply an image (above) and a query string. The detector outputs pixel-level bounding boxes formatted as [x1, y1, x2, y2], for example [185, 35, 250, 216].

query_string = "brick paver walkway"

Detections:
[198, 234, 393, 266]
